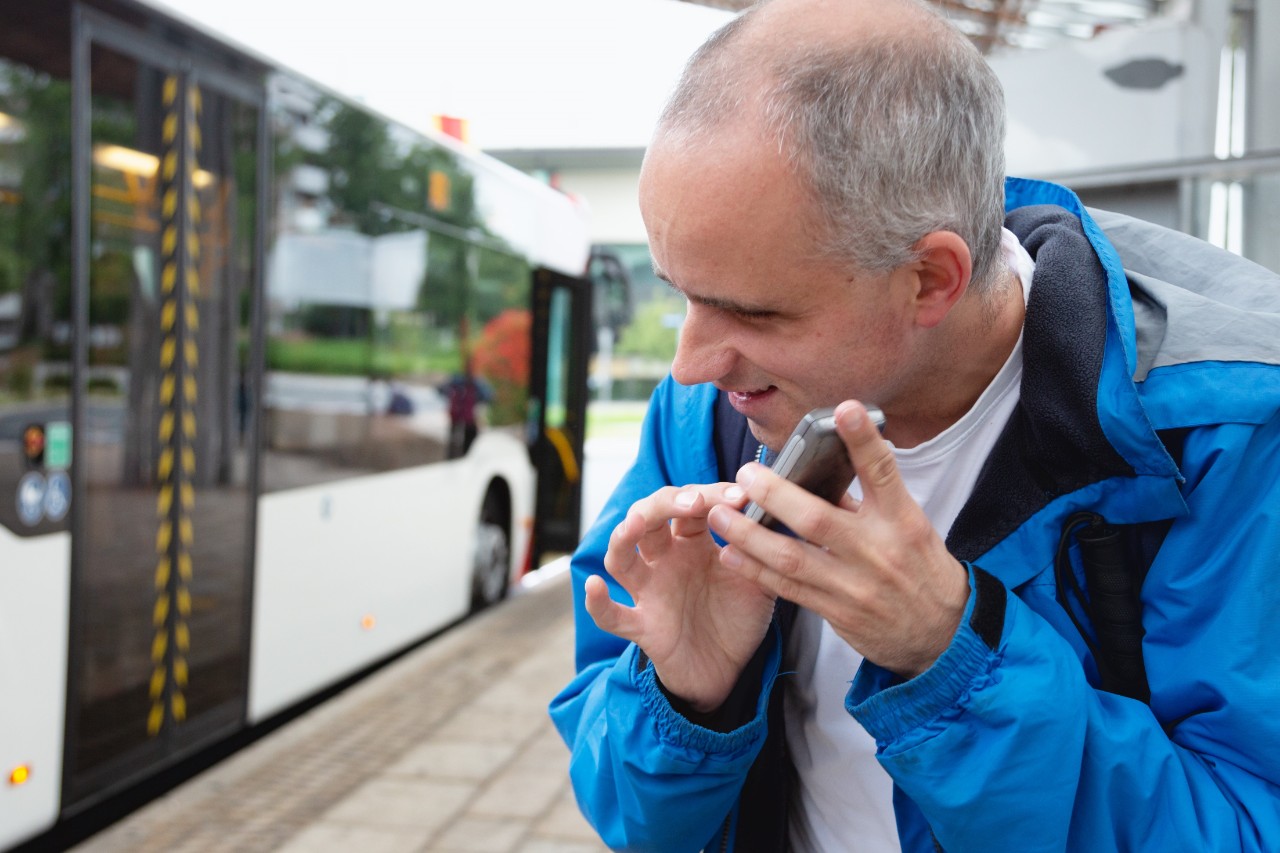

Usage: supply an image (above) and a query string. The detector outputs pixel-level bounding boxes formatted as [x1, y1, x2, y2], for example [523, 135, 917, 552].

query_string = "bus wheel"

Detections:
[470, 494, 510, 611]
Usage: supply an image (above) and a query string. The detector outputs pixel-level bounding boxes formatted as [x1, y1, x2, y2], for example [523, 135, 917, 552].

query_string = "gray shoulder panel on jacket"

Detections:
[1089, 207, 1280, 381]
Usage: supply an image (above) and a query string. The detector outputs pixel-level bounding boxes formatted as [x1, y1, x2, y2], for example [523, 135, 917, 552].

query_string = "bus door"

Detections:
[529, 267, 592, 565]
[64, 5, 266, 808]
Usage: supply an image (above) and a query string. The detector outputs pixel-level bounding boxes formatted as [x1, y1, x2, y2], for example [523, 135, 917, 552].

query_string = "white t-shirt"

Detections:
[785, 229, 1035, 852]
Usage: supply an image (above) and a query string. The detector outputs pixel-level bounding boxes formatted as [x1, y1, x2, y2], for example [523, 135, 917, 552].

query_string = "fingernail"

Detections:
[720, 546, 743, 568]
[837, 401, 865, 429]
[707, 505, 728, 534]
[674, 490, 696, 509]
[736, 465, 757, 488]
[724, 484, 745, 502]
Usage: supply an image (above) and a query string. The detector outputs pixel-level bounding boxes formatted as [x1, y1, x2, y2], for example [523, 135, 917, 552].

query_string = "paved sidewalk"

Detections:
[73, 570, 608, 853]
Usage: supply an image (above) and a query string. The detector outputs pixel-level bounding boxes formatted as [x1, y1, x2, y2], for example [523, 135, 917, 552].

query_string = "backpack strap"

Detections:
[1056, 426, 1188, 704]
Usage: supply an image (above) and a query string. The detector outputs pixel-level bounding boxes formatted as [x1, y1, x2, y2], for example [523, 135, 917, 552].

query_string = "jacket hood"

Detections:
[948, 179, 1192, 580]
[1089, 206, 1280, 432]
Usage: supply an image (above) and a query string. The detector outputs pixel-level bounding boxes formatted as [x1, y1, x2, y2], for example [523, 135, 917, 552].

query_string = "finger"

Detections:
[670, 483, 747, 538]
[629, 485, 716, 536]
[721, 482, 749, 507]
[710, 503, 833, 603]
[837, 492, 862, 513]
[834, 401, 911, 514]
[604, 510, 650, 585]
[734, 462, 847, 547]
[583, 573, 643, 641]
[625, 488, 692, 560]
[668, 489, 708, 538]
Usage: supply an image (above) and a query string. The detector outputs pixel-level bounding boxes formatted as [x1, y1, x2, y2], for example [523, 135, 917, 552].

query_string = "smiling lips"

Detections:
[729, 388, 772, 404]
[726, 387, 777, 416]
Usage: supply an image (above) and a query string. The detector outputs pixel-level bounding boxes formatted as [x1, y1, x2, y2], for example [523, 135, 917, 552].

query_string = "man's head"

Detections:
[656, 0, 1007, 291]
[640, 0, 1015, 448]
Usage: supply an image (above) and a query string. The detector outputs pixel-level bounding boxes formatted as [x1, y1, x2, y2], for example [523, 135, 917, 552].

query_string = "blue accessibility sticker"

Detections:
[16, 471, 46, 526]
[44, 470, 71, 522]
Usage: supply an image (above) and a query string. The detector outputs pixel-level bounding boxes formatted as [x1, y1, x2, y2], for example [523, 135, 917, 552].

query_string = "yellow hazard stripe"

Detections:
[544, 426, 580, 484]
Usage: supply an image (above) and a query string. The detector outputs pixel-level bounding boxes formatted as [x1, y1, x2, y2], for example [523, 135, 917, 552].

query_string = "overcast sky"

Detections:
[151, 0, 735, 150]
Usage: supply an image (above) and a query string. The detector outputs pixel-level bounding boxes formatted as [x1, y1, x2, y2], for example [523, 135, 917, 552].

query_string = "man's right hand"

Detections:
[584, 483, 777, 714]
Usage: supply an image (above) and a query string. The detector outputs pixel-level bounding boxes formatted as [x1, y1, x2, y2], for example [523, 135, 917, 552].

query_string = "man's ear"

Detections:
[908, 231, 972, 328]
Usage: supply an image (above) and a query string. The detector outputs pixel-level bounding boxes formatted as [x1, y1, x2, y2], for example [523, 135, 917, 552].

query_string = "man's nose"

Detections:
[670, 304, 731, 387]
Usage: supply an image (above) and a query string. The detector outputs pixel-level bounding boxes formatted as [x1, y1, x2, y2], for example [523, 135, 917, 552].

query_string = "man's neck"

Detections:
[882, 268, 1027, 449]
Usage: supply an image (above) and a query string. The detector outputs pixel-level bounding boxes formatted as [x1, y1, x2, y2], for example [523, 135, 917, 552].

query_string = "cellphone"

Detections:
[742, 407, 884, 532]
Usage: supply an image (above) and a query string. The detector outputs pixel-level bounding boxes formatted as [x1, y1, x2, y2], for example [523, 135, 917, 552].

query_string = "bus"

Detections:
[0, 1, 594, 847]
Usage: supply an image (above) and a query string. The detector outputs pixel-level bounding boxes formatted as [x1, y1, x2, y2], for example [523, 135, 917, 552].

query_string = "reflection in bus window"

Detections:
[71, 42, 261, 792]
[0, 60, 73, 537]
[261, 85, 535, 492]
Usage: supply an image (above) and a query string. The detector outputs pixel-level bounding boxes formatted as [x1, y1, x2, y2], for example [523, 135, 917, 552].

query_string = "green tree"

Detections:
[316, 100, 483, 236]
[615, 296, 684, 362]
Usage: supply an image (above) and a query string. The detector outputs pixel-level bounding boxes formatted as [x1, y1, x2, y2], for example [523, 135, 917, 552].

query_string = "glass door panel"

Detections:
[530, 267, 591, 562]
[67, 29, 259, 804]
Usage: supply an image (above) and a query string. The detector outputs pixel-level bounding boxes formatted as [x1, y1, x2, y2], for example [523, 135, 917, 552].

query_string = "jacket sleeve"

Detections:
[848, 416, 1280, 852]
[547, 377, 780, 852]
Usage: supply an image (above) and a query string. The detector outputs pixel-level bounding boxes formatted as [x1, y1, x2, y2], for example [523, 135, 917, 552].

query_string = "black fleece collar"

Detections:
[946, 205, 1133, 563]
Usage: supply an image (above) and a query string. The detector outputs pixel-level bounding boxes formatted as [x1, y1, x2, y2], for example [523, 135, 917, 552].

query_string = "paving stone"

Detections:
[508, 729, 571, 775]
[468, 770, 565, 820]
[323, 777, 473, 832]
[275, 822, 433, 853]
[433, 706, 548, 745]
[531, 789, 606, 843]
[430, 816, 528, 852]
[515, 840, 610, 853]
[388, 740, 519, 781]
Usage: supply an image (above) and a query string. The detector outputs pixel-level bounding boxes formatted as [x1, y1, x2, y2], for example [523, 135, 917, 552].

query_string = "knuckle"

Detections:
[770, 536, 806, 578]
[793, 501, 838, 544]
[863, 447, 899, 489]
[903, 511, 933, 542]
[656, 486, 684, 506]
[772, 574, 805, 603]
[602, 548, 626, 575]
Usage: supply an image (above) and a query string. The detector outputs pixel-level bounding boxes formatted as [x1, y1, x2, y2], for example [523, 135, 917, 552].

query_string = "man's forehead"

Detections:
[640, 119, 779, 211]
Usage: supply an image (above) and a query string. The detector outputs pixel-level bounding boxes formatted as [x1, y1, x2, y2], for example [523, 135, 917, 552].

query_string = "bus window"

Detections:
[260, 86, 542, 489]
[468, 246, 532, 443]
[0, 54, 73, 538]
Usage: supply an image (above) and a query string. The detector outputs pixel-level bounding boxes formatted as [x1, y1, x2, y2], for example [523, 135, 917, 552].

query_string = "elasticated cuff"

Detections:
[846, 563, 1006, 744]
[631, 626, 780, 756]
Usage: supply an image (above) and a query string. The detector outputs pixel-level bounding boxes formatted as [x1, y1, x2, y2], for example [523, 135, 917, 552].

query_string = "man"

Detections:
[550, 0, 1280, 850]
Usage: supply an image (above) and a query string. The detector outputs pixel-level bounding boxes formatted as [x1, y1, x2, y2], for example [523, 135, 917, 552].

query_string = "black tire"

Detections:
[470, 491, 511, 611]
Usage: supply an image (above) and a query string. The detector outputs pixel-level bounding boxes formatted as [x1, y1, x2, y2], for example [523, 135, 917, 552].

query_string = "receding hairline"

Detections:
[655, 0, 978, 142]
[741, 0, 962, 57]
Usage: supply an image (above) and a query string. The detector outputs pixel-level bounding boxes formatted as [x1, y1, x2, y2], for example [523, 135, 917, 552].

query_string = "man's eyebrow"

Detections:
[653, 267, 778, 318]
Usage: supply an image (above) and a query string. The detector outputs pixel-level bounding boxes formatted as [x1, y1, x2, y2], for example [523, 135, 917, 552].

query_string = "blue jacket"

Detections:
[549, 178, 1280, 852]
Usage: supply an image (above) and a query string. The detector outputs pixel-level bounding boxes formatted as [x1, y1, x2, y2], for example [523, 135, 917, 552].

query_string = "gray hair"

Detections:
[657, 0, 1008, 293]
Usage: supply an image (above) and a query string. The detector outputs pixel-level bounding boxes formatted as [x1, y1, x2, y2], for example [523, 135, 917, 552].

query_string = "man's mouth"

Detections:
[725, 386, 777, 410]
[729, 388, 771, 403]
